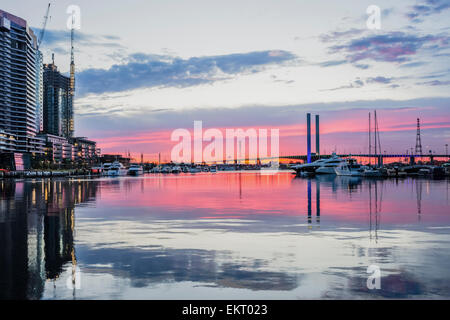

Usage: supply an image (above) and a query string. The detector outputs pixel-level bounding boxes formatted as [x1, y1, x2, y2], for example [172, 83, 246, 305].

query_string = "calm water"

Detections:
[1, 172, 449, 300]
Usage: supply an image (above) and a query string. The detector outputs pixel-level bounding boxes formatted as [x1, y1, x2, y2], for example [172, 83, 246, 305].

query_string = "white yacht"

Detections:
[172, 166, 182, 173]
[101, 163, 112, 176]
[161, 166, 172, 174]
[291, 158, 328, 174]
[128, 164, 144, 176]
[189, 166, 201, 173]
[108, 161, 128, 176]
[334, 160, 366, 176]
[315, 154, 347, 174]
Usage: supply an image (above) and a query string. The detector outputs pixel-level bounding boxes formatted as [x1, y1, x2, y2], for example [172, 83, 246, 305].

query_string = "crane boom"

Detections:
[37, 3, 51, 49]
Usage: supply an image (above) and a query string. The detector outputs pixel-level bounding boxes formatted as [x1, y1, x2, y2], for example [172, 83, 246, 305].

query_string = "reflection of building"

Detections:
[0, 179, 98, 299]
[0, 10, 45, 155]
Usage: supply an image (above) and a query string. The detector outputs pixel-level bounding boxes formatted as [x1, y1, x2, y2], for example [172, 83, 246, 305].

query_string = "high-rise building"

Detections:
[35, 51, 44, 132]
[43, 62, 72, 138]
[0, 10, 44, 154]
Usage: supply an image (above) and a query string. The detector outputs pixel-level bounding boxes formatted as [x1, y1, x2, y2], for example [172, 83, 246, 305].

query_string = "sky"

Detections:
[2, 0, 450, 161]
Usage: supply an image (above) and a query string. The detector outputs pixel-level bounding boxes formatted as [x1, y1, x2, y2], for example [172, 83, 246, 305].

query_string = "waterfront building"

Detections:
[37, 133, 73, 163]
[99, 154, 130, 166]
[70, 137, 99, 163]
[35, 51, 44, 133]
[0, 10, 44, 155]
[0, 10, 100, 169]
[43, 61, 73, 138]
[0, 129, 16, 153]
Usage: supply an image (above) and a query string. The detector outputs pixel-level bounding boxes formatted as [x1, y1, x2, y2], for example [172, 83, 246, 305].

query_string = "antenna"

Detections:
[37, 3, 51, 50]
[415, 118, 423, 156]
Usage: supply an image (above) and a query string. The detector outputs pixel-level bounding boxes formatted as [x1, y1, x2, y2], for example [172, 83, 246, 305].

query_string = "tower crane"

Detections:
[37, 3, 51, 50]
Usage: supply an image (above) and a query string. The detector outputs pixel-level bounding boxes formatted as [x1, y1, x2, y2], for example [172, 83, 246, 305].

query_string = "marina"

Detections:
[1, 1, 450, 305]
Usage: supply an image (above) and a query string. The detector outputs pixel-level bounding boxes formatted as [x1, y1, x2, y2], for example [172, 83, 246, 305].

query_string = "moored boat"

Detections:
[334, 159, 366, 176]
[128, 164, 144, 176]
[108, 161, 128, 176]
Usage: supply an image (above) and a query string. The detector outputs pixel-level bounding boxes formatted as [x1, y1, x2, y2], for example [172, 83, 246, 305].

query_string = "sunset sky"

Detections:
[4, 0, 450, 161]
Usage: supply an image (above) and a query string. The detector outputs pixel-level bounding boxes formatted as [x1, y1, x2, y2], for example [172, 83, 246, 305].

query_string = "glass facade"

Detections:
[0, 10, 44, 154]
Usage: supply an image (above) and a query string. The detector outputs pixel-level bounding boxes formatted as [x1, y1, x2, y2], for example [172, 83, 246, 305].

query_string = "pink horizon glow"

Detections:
[90, 108, 450, 162]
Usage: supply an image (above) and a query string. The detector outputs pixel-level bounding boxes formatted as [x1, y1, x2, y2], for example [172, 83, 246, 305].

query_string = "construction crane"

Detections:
[37, 3, 51, 50]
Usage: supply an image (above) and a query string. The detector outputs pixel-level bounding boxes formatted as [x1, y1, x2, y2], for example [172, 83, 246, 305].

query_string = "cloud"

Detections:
[318, 60, 347, 67]
[323, 76, 396, 91]
[417, 80, 450, 86]
[406, 0, 450, 23]
[320, 28, 364, 43]
[76, 50, 297, 96]
[322, 78, 364, 91]
[354, 64, 370, 69]
[33, 28, 124, 49]
[366, 76, 393, 84]
[399, 61, 428, 68]
[329, 32, 449, 63]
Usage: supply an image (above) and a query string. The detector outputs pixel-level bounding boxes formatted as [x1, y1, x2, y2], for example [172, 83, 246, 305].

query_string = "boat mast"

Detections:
[369, 112, 372, 165]
[374, 110, 377, 158]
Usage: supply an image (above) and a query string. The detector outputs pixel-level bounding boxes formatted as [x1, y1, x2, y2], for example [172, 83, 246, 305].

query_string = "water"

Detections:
[1, 172, 449, 300]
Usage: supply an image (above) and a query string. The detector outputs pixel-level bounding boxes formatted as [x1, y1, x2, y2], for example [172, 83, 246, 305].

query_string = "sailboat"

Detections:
[363, 110, 383, 177]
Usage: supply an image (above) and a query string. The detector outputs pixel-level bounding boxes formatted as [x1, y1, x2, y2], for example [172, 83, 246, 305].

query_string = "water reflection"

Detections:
[0, 180, 97, 299]
[0, 174, 449, 299]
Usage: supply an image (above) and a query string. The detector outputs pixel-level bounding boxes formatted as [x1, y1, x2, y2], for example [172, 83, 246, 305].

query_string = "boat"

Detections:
[398, 170, 408, 178]
[108, 161, 128, 176]
[161, 166, 172, 174]
[128, 164, 144, 176]
[210, 166, 217, 173]
[334, 160, 366, 176]
[423, 166, 445, 178]
[291, 158, 328, 175]
[315, 154, 347, 175]
[172, 166, 182, 173]
[418, 168, 432, 176]
[442, 163, 450, 176]
[150, 166, 161, 173]
[292, 153, 346, 175]
[362, 168, 383, 177]
[189, 167, 201, 173]
[102, 163, 112, 175]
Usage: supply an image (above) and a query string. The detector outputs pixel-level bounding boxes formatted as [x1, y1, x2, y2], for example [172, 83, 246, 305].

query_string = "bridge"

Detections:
[280, 153, 450, 165]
